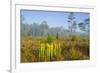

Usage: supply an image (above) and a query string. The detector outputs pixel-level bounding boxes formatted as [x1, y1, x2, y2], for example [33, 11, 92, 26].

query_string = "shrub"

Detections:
[46, 34, 53, 43]
[71, 35, 77, 41]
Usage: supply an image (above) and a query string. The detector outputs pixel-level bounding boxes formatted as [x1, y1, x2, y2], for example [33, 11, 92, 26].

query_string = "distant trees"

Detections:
[78, 18, 89, 34]
[72, 21, 77, 32]
[84, 18, 89, 32]
[21, 20, 48, 37]
[40, 21, 48, 36]
[78, 22, 85, 31]
[67, 12, 89, 35]
[21, 21, 72, 37]
[68, 12, 77, 34]
[21, 12, 89, 37]
[21, 23, 29, 37]
[29, 23, 40, 36]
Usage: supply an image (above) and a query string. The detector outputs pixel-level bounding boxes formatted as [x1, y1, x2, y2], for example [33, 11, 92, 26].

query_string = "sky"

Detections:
[21, 9, 89, 29]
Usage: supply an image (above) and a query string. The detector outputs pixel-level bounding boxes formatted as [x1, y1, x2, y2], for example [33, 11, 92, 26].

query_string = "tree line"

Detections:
[21, 12, 89, 37]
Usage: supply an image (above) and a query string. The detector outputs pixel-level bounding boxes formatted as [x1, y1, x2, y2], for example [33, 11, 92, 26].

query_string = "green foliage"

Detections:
[46, 34, 53, 44]
[39, 43, 61, 61]
[71, 35, 77, 41]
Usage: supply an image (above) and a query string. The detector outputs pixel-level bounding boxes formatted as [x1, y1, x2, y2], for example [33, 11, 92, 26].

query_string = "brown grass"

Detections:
[21, 36, 89, 63]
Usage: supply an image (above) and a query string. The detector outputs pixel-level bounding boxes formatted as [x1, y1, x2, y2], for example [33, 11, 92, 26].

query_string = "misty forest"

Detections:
[21, 11, 90, 63]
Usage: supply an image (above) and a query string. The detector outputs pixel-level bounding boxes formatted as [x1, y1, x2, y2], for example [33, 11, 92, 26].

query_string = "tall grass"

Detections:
[21, 35, 89, 63]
